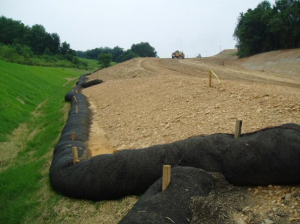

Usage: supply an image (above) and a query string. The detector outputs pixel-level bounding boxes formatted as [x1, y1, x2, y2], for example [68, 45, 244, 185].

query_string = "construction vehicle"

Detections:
[172, 50, 185, 59]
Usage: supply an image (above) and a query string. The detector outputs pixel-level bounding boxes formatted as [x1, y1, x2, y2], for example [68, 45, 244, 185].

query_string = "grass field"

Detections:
[0, 60, 83, 223]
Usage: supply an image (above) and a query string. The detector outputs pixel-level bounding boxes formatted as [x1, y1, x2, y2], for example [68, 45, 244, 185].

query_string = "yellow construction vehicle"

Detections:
[172, 50, 185, 59]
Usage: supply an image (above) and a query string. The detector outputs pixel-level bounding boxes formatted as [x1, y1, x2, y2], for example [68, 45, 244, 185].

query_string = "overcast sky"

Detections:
[0, 0, 276, 58]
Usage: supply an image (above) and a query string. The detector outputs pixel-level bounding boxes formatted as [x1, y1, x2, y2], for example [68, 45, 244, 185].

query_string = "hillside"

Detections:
[0, 60, 82, 223]
[84, 48, 300, 153]
[1, 48, 299, 223]
[0, 61, 82, 141]
[211, 48, 300, 79]
[78, 49, 300, 223]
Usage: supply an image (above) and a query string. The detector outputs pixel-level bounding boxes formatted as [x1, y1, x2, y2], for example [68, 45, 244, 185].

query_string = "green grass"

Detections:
[0, 160, 44, 223]
[0, 60, 84, 223]
[79, 58, 101, 71]
[0, 60, 83, 142]
[79, 58, 117, 72]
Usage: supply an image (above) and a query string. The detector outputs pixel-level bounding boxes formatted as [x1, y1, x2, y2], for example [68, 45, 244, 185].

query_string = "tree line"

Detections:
[77, 42, 157, 63]
[0, 16, 87, 68]
[234, 0, 300, 57]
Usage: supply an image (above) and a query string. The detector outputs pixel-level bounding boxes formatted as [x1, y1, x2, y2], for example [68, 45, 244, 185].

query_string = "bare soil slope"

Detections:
[82, 49, 300, 223]
[83, 49, 300, 154]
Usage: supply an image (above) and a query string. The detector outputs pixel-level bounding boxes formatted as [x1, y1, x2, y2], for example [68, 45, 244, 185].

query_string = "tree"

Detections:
[0, 16, 73, 57]
[0, 16, 28, 45]
[76, 50, 86, 58]
[119, 50, 138, 62]
[112, 46, 124, 62]
[98, 53, 113, 67]
[270, 0, 300, 49]
[234, 1, 273, 57]
[131, 42, 157, 57]
[0, 16, 81, 67]
[44, 47, 52, 56]
[49, 33, 60, 55]
[234, 0, 300, 58]
[60, 41, 71, 55]
[76, 43, 157, 62]
[29, 24, 48, 55]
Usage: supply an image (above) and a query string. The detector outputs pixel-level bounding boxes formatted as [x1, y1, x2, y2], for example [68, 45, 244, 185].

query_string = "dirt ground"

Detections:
[82, 49, 300, 223]
[191, 173, 300, 224]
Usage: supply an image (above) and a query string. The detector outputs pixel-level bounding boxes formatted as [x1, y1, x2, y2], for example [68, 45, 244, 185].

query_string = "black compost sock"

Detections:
[120, 166, 215, 224]
[50, 76, 300, 202]
[81, 79, 103, 88]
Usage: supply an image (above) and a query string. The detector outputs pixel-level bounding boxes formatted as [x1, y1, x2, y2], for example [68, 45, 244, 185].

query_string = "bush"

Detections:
[98, 53, 112, 68]
[0, 45, 20, 62]
[0, 43, 86, 69]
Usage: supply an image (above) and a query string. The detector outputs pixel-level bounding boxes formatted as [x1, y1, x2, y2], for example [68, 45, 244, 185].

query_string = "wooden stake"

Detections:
[72, 146, 80, 164]
[72, 132, 76, 141]
[234, 120, 243, 138]
[209, 70, 212, 87]
[87, 148, 92, 159]
[75, 106, 78, 114]
[73, 96, 77, 103]
[162, 165, 171, 191]
[75, 90, 78, 93]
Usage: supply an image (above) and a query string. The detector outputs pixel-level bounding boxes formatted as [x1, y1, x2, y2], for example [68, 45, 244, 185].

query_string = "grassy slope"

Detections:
[0, 60, 83, 223]
[0, 61, 81, 141]
[79, 58, 117, 71]
[0, 60, 129, 224]
[79, 58, 100, 71]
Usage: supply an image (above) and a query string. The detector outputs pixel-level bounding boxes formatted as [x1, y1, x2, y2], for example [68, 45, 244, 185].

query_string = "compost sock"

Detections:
[120, 166, 215, 224]
[50, 76, 300, 222]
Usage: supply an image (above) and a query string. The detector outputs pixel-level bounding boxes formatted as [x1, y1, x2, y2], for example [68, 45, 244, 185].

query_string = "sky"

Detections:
[0, 0, 276, 58]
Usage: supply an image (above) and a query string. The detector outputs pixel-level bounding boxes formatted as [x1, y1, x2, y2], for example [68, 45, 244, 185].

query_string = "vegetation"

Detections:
[234, 0, 300, 57]
[79, 58, 102, 71]
[0, 16, 87, 68]
[77, 42, 157, 63]
[77, 46, 124, 62]
[131, 42, 157, 57]
[0, 60, 83, 223]
[0, 59, 130, 224]
[98, 53, 113, 68]
[0, 16, 127, 224]
[0, 60, 81, 141]
[119, 49, 139, 62]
